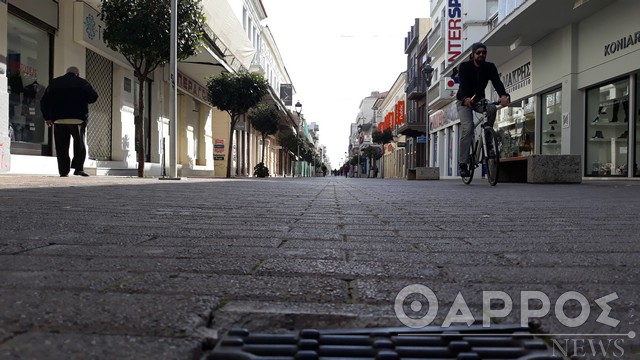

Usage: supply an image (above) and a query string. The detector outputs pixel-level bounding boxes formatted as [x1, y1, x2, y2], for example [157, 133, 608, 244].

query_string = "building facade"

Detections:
[0, 0, 303, 177]
[429, 0, 640, 179]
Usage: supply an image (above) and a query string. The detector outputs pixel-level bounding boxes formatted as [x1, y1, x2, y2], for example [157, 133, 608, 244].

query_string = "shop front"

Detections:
[6, 3, 56, 156]
[429, 102, 459, 177]
[575, 0, 639, 177]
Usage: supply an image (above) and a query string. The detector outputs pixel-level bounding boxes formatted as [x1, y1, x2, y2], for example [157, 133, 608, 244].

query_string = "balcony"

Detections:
[398, 107, 427, 137]
[249, 48, 268, 75]
[405, 76, 426, 100]
[427, 21, 444, 53]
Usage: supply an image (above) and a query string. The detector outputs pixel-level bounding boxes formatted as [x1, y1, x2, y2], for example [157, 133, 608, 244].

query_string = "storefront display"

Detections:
[635, 74, 640, 177]
[7, 14, 51, 154]
[585, 78, 629, 176]
[495, 96, 535, 159]
[541, 89, 561, 155]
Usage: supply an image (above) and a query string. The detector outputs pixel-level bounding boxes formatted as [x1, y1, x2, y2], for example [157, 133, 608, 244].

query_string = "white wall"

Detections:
[576, 0, 640, 89]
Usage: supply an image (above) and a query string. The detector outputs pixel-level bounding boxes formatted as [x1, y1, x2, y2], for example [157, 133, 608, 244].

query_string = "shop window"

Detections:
[586, 78, 629, 177]
[635, 74, 640, 177]
[495, 96, 536, 159]
[541, 89, 561, 154]
[7, 14, 52, 154]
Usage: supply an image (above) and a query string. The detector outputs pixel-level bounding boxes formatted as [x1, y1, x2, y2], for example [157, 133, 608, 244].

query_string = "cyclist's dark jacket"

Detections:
[455, 60, 509, 102]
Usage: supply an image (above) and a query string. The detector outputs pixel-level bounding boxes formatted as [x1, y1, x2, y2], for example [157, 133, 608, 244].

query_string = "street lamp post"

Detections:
[357, 124, 363, 178]
[422, 59, 434, 167]
[294, 101, 302, 177]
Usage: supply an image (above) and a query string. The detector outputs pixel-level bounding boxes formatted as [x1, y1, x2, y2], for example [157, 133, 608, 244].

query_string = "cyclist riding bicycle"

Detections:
[456, 42, 510, 177]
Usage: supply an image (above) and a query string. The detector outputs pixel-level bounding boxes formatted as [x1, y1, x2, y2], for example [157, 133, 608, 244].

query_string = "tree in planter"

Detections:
[100, 0, 206, 177]
[206, 71, 269, 178]
[362, 145, 382, 177]
[248, 104, 279, 177]
[372, 128, 394, 145]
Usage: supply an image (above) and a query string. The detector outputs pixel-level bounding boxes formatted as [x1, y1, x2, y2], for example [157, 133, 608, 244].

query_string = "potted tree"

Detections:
[248, 104, 279, 177]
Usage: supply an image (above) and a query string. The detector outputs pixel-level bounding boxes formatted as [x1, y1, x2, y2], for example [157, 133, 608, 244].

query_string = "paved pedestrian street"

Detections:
[0, 175, 639, 359]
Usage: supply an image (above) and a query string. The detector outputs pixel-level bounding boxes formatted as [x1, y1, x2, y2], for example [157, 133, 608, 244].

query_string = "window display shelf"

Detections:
[590, 122, 628, 126]
[542, 143, 560, 146]
[542, 130, 559, 133]
[588, 138, 627, 142]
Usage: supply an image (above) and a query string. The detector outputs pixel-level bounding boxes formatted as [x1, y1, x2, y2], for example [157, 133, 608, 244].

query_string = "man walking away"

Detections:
[41, 66, 98, 177]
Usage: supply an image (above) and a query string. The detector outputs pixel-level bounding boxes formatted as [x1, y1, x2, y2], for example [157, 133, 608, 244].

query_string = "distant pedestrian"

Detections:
[343, 164, 349, 178]
[41, 66, 98, 177]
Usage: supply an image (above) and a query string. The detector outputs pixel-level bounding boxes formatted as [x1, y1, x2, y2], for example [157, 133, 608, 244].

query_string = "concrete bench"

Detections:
[498, 156, 528, 183]
[527, 154, 582, 183]
[408, 167, 440, 180]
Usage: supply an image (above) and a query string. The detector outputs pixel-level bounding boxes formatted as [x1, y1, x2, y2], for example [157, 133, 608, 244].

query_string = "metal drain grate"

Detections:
[207, 325, 562, 360]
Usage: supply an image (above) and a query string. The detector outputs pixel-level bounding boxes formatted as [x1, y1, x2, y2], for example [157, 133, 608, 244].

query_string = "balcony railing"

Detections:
[488, 12, 499, 32]
[405, 76, 426, 100]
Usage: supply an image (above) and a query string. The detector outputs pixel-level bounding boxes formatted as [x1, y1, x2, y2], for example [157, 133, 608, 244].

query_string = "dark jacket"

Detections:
[40, 73, 99, 122]
[455, 60, 509, 102]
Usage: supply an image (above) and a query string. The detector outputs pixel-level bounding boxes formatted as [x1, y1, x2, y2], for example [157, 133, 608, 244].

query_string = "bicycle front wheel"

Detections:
[485, 128, 500, 186]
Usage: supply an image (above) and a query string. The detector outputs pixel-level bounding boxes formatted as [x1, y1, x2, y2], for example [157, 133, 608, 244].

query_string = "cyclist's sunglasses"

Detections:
[475, 50, 487, 55]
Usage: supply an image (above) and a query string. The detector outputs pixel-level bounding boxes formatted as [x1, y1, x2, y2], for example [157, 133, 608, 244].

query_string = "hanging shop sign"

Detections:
[280, 84, 292, 106]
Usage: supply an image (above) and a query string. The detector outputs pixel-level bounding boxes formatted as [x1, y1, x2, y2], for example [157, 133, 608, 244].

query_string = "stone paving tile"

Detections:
[0, 176, 639, 358]
[0, 271, 347, 303]
[0, 332, 200, 360]
[0, 289, 217, 338]
[255, 258, 440, 279]
[0, 255, 257, 274]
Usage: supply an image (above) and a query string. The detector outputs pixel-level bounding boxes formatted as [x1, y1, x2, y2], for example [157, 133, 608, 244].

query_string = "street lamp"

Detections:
[294, 101, 301, 176]
[357, 124, 363, 177]
[295, 101, 302, 117]
[422, 59, 434, 167]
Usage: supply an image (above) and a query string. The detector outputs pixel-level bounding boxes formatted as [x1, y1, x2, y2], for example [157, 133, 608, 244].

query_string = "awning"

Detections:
[201, 0, 256, 71]
[178, 45, 228, 88]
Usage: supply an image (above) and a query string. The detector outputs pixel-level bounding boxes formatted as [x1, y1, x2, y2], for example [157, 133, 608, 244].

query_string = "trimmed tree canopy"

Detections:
[206, 71, 269, 178]
[100, 0, 206, 74]
[207, 71, 269, 118]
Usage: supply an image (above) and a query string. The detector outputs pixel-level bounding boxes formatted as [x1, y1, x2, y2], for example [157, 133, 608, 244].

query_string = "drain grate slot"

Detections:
[207, 325, 562, 359]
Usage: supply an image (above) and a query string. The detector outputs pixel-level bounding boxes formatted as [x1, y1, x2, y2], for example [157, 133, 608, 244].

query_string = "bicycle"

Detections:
[461, 99, 501, 186]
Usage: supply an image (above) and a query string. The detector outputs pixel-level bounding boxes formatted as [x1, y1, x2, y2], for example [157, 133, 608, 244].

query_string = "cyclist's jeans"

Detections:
[457, 101, 497, 164]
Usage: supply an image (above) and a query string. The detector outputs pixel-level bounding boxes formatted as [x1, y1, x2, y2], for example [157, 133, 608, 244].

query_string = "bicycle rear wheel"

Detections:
[485, 128, 500, 186]
[462, 148, 475, 184]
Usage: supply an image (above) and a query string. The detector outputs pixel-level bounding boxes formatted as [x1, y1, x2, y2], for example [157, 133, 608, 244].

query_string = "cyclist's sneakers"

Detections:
[459, 163, 470, 177]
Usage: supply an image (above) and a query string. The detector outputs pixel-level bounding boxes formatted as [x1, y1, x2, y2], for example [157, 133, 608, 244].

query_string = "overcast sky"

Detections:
[261, 0, 429, 168]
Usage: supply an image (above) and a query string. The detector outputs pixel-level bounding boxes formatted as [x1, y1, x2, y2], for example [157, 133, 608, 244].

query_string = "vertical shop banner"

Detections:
[447, 0, 464, 66]
[280, 84, 292, 106]
[213, 139, 225, 161]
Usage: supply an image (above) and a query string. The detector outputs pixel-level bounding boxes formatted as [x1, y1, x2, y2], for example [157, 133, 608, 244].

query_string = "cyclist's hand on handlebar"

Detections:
[463, 97, 474, 107]
[499, 95, 510, 107]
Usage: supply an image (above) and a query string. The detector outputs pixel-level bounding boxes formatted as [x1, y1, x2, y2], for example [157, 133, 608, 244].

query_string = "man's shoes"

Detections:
[74, 170, 90, 177]
[459, 163, 470, 177]
[549, 120, 558, 124]
[60, 174, 69, 177]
